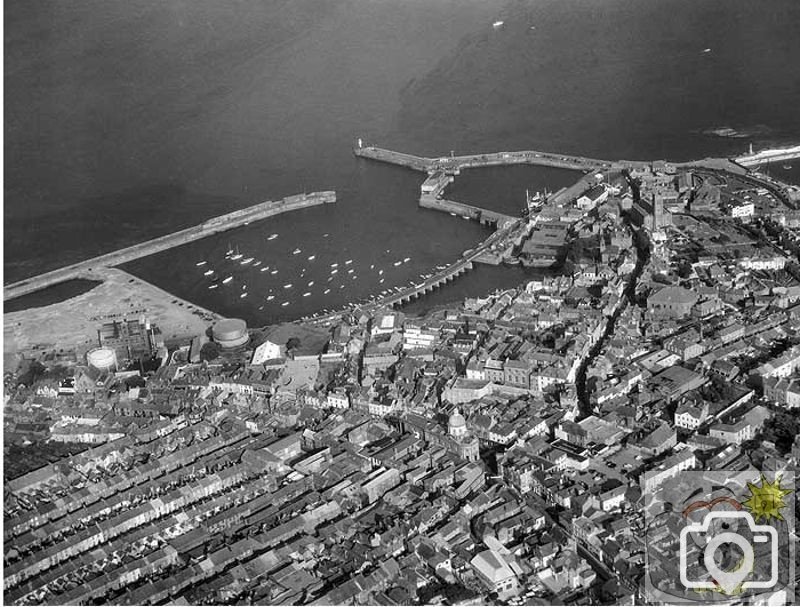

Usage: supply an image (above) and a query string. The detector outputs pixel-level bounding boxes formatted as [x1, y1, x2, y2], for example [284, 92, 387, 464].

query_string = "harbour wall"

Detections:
[4, 191, 336, 301]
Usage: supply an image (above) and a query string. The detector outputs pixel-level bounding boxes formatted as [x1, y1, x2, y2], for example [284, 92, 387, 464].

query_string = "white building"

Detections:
[674, 402, 708, 430]
[728, 201, 754, 219]
[371, 313, 399, 337]
[251, 340, 283, 365]
[576, 185, 609, 211]
[470, 550, 520, 599]
[326, 389, 350, 409]
[642, 448, 697, 492]
[403, 324, 438, 350]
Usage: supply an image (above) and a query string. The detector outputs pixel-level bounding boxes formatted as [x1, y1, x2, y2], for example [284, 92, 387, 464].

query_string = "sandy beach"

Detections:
[4, 267, 222, 357]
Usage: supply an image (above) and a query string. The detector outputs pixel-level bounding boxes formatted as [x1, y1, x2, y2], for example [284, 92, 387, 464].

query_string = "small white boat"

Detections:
[253, 261, 262, 267]
[339, 285, 345, 289]
[331, 263, 338, 268]
[240, 292, 248, 298]
[282, 301, 290, 307]
[293, 248, 301, 255]
[324, 288, 331, 294]
[268, 233, 278, 240]
[231, 247, 243, 261]
[379, 278, 385, 284]
[323, 233, 329, 237]
[271, 269, 278, 275]
[260, 267, 269, 272]
[240, 257, 254, 265]
[450, 212, 457, 217]
[258, 305, 264, 310]
[378, 270, 384, 275]
[347, 269, 354, 274]
[209, 284, 219, 290]
[308, 255, 316, 261]
[303, 292, 311, 297]
[222, 276, 233, 284]
[370, 264, 375, 270]
[242, 284, 247, 290]
[351, 275, 357, 280]
[204, 269, 214, 276]
[196, 261, 207, 267]
[345, 259, 353, 265]
[267, 295, 275, 301]
[327, 277, 333, 282]
[702, 48, 711, 53]
[225, 244, 234, 256]
[403, 257, 411, 263]
[283, 283, 293, 289]
[493, 20, 504, 28]
[308, 281, 314, 286]
[331, 269, 338, 275]
[394, 261, 402, 267]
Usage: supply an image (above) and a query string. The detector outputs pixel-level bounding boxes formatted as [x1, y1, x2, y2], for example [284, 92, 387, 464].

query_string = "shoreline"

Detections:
[3, 191, 336, 301]
[3, 267, 222, 358]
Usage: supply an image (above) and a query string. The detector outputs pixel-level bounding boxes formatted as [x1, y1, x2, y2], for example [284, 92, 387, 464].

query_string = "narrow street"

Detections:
[575, 181, 651, 418]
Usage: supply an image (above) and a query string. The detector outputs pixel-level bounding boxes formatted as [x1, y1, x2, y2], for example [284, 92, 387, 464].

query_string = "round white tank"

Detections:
[212, 318, 249, 349]
[87, 347, 117, 371]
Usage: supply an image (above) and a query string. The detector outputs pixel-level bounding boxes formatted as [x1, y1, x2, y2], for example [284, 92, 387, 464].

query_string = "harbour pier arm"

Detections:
[4, 191, 336, 301]
[734, 144, 800, 168]
[353, 143, 625, 173]
[419, 196, 517, 228]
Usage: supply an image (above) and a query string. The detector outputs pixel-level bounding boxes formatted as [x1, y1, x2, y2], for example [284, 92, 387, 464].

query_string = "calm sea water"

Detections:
[5, 0, 800, 324]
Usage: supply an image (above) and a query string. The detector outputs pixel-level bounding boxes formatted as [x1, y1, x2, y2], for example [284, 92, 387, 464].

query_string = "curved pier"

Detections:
[354, 144, 615, 172]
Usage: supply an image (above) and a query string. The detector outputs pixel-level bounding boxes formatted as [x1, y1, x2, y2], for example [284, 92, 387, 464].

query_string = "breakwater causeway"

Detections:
[4, 191, 335, 301]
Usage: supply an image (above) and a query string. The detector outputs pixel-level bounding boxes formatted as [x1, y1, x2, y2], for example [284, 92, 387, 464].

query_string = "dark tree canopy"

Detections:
[200, 342, 221, 361]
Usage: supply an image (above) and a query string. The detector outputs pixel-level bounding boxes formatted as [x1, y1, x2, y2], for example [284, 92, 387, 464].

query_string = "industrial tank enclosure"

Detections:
[211, 318, 249, 349]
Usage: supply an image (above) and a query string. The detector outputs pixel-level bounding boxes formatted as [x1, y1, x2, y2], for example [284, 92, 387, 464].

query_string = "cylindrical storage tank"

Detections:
[212, 318, 249, 349]
[87, 347, 117, 372]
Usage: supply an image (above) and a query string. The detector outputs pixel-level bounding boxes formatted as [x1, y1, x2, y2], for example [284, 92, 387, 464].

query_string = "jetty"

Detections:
[309, 212, 523, 325]
[735, 145, 800, 168]
[419, 196, 517, 228]
[354, 144, 617, 173]
[4, 191, 336, 301]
